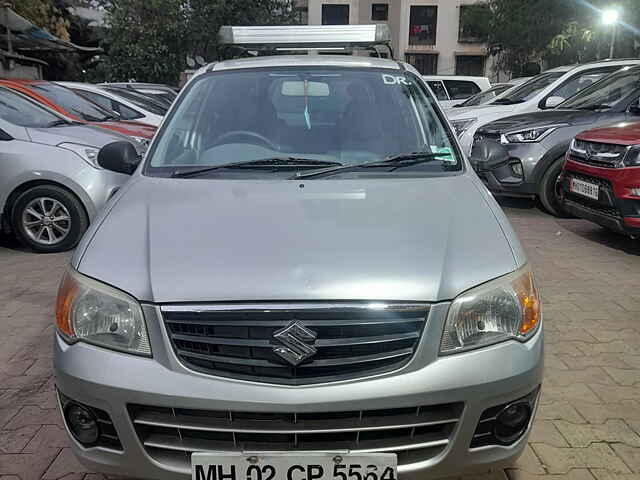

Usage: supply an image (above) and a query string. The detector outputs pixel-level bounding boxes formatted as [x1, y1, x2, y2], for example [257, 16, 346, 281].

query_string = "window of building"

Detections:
[443, 80, 481, 100]
[405, 53, 438, 75]
[455, 55, 486, 76]
[371, 3, 388, 21]
[322, 4, 350, 25]
[459, 4, 491, 43]
[409, 6, 437, 46]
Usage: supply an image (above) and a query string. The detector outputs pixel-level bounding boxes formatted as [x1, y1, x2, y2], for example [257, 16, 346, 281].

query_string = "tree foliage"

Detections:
[97, 0, 297, 85]
[13, 0, 72, 41]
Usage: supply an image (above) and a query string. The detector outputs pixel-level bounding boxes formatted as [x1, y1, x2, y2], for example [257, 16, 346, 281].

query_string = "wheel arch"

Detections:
[529, 141, 572, 188]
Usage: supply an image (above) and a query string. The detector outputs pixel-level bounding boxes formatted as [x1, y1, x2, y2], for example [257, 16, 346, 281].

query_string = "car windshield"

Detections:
[559, 67, 640, 110]
[459, 84, 512, 107]
[29, 82, 114, 122]
[0, 88, 65, 128]
[103, 87, 168, 115]
[490, 71, 565, 104]
[146, 67, 461, 178]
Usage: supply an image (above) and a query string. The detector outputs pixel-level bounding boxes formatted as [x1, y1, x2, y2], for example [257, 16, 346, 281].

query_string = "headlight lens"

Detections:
[440, 264, 541, 355]
[55, 269, 151, 356]
[624, 146, 640, 166]
[58, 143, 101, 168]
[451, 118, 477, 137]
[501, 125, 564, 144]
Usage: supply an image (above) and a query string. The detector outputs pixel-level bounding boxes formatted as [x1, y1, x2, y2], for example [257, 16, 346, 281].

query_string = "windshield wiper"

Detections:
[292, 152, 447, 179]
[46, 119, 71, 127]
[170, 157, 343, 178]
[575, 104, 613, 111]
[491, 98, 524, 105]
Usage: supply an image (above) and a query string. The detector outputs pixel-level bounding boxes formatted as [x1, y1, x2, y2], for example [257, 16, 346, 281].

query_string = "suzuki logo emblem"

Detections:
[272, 322, 317, 366]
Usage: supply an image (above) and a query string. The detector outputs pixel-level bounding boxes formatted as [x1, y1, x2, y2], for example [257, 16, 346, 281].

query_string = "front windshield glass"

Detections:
[559, 67, 640, 110]
[0, 88, 64, 128]
[459, 84, 512, 107]
[30, 83, 114, 122]
[146, 67, 461, 178]
[491, 71, 565, 104]
[103, 87, 168, 115]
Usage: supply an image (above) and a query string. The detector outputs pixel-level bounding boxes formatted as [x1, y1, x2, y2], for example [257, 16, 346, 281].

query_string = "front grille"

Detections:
[161, 303, 429, 385]
[565, 172, 621, 218]
[569, 140, 628, 168]
[129, 402, 463, 469]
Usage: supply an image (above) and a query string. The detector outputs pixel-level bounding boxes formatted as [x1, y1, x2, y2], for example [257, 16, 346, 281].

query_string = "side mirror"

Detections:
[97, 141, 141, 175]
[0, 129, 13, 141]
[629, 102, 640, 116]
[470, 139, 510, 172]
[542, 96, 565, 109]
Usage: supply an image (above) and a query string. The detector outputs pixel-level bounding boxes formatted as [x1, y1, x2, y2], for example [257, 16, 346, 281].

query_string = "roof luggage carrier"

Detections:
[217, 25, 394, 60]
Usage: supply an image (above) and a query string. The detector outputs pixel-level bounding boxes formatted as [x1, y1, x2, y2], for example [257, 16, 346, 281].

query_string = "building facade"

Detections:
[308, 0, 497, 80]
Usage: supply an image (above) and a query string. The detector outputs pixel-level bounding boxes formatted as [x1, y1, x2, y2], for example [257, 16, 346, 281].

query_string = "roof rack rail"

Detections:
[217, 25, 393, 60]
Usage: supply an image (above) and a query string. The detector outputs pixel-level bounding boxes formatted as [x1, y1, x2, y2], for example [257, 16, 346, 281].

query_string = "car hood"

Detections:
[576, 120, 640, 146]
[446, 103, 519, 121]
[77, 175, 517, 304]
[87, 120, 157, 139]
[477, 109, 598, 134]
[27, 124, 131, 148]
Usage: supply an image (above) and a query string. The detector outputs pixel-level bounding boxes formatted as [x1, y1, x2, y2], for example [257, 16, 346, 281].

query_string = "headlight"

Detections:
[451, 118, 477, 137]
[501, 125, 565, 144]
[58, 143, 101, 168]
[55, 269, 151, 356]
[624, 145, 640, 166]
[440, 264, 541, 355]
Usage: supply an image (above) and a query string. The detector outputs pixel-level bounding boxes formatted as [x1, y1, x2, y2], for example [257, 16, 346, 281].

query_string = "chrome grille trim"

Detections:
[129, 402, 462, 466]
[161, 302, 429, 385]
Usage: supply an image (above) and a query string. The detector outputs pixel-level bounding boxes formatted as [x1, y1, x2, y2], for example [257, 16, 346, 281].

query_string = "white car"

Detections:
[422, 75, 491, 108]
[447, 59, 640, 154]
[56, 82, 166, 127]
[447, 77, 533, 110]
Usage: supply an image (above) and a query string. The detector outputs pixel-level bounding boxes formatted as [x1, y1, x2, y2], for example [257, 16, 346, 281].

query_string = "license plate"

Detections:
[192, 452, 398, 480]
[570, 178, 599, 200]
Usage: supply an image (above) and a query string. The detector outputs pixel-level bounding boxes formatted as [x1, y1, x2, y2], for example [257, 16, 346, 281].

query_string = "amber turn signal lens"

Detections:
[55, 271, 78, 338]
[514, 271, 540, 336]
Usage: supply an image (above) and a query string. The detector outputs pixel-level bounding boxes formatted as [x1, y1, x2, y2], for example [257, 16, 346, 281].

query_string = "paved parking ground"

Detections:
[0, 199, 639, 480]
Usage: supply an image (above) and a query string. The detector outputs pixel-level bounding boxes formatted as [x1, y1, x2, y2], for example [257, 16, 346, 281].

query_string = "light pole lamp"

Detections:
[602, 8, 620, 59]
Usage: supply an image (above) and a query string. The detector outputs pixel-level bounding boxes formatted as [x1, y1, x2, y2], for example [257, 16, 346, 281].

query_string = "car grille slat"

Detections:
[130, 402, 462, 469]
[161, 303, 428, 384]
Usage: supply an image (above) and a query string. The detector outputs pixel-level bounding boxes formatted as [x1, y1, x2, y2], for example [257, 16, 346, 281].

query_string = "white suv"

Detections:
[448, 59, 640, 154]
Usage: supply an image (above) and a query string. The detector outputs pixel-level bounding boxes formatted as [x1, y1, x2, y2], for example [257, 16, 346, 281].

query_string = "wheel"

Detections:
[538, 158, 571, 218]
[11, 185, 88, 253]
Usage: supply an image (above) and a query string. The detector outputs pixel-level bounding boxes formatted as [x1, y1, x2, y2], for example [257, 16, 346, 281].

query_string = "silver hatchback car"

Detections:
[54, 27, 543, 480]
[0, 87, 133, 252]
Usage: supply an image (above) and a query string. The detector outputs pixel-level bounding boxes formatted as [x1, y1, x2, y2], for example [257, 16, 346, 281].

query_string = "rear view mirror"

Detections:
[97, 141, 141, 175]
[281, 81, 330, 97]
[542, 96, 565, 109]
[470, 139, 510, 172]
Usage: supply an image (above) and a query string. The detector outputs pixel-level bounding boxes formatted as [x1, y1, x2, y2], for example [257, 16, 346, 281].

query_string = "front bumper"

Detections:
[54, 303, 544, 480]
[560, 159, 640, 237]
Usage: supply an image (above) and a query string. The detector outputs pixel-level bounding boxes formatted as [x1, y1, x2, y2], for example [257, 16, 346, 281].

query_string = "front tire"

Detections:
[538, 158, 570, 218]
[11, 185, 88, 253]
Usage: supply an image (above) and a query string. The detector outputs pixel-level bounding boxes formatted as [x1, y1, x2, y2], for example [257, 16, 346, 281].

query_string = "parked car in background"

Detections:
[451, 78, 532, 109]
[423, 75, 491, 108]
[100, 82, 179, 106]
[560, 122, 640, 237]
[58, 82, 166, 127]
[54, 25, 543, 480]
[470, 65, 640, 216]
[448, 59, 640, 154]
[0, 87, 134, 252]
[0, 80, 157, 145]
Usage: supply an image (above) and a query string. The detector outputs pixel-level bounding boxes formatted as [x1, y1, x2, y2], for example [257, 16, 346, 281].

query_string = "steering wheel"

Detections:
[211, 130, 278, 150]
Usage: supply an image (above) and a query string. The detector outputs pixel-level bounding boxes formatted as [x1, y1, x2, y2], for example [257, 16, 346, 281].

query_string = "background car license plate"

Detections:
[570, 178, 599, 200]
[192, 452, 398, 480]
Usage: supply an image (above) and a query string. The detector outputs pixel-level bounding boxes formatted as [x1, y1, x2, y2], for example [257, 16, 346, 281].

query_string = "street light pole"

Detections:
[609, 21, 617, 58]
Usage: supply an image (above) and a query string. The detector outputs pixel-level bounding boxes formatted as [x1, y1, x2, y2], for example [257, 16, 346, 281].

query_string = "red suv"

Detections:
[560, 121, 640, 237]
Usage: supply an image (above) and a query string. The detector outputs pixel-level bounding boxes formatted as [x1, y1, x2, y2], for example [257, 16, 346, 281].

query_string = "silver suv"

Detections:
[54, 26, 543, 480]
[0, 87, 133, 252]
